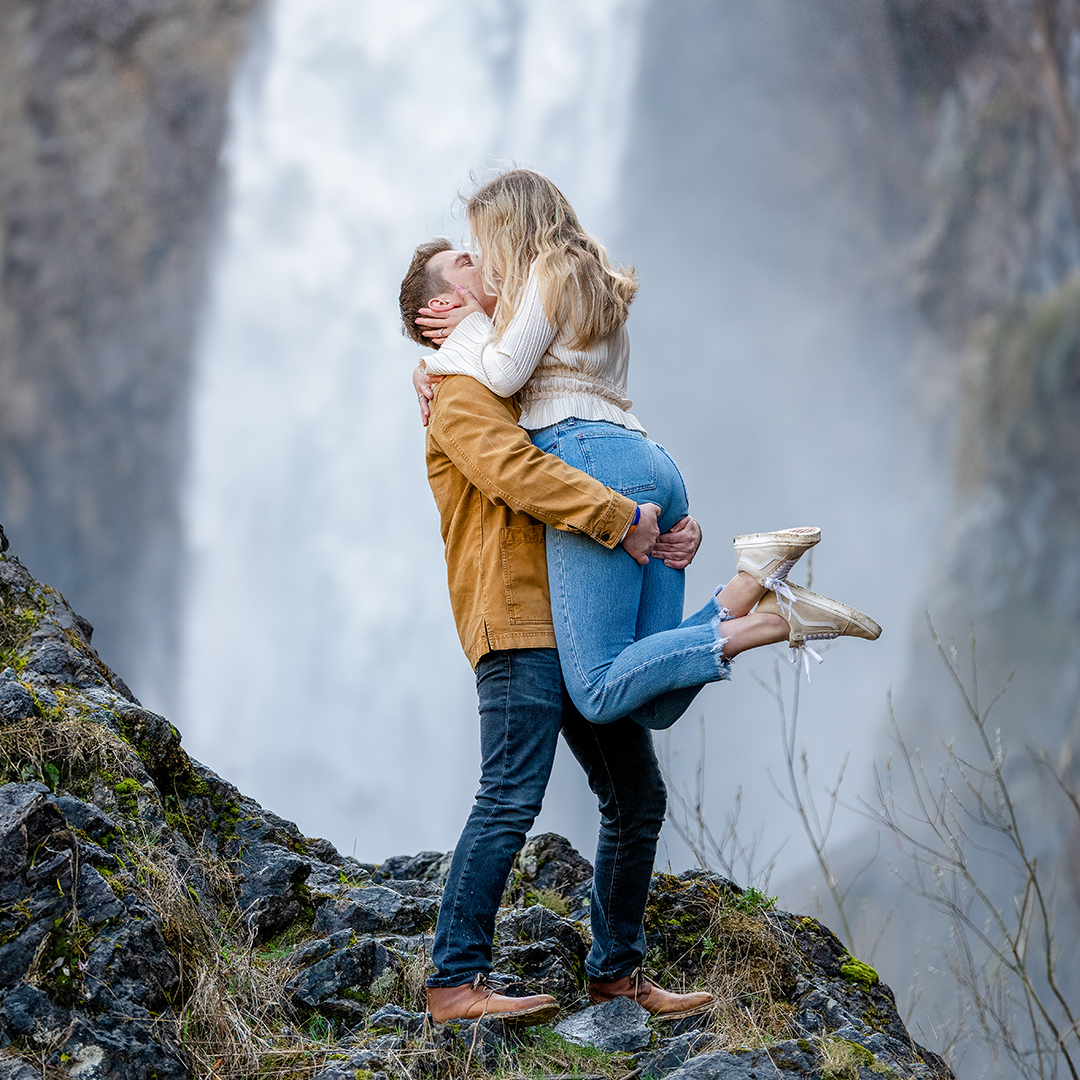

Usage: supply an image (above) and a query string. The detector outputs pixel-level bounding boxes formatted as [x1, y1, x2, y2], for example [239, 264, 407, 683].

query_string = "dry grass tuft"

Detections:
[816, 1035, 881, 1079]
[647, 881, 798, 1051]
[700, 907, 798, 1047]
[0, 711, 141, 792]
[122, 829, 330, 1080]
[396, 940, 433, 1015]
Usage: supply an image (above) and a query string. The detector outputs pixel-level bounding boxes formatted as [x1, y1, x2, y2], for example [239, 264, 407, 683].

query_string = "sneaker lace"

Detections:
[768, 578, 797, 615]
[762, 557, 799, 608]
[786, 641, 825, 681]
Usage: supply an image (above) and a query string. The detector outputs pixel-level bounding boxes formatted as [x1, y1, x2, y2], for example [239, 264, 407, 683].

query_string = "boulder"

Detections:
[286, 935, 401, 1021]
[313, 885, 438, 938]
[493, 904, 588, 1002]
[555, 997, 653, 1052]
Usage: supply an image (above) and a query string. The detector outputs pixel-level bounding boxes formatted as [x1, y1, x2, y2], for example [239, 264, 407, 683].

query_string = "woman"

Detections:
[415, 169, 878, 728]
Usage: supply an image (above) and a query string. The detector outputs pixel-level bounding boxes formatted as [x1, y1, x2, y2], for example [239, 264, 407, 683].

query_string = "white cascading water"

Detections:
[180, 0, 648, 861]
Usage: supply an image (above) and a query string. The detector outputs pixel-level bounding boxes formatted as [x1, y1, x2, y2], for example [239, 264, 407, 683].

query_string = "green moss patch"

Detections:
[840, 955, 879, 990]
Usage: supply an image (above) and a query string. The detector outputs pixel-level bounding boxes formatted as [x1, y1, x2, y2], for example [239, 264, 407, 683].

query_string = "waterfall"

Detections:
[180, 0, 648, 861]
[183, 1, 946, 888]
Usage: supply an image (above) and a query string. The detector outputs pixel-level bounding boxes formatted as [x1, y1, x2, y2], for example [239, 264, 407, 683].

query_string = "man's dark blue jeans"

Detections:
[427, 648, 667, 988]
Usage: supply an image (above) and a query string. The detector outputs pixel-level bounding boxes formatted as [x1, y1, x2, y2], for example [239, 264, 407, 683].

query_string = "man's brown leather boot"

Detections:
[588, 968, 714, 1018]
[426, 974, 559, 1025]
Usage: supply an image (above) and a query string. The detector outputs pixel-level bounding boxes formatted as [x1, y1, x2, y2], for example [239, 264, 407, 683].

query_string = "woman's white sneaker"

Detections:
[734, 527, 821, 598]
[757, 582, 881, 679]
[757, 582, 881, 645]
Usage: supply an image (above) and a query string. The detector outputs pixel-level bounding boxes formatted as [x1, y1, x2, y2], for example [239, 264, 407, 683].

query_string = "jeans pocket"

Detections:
[577, 431, 657, 495]
[500, 525, 550, 624]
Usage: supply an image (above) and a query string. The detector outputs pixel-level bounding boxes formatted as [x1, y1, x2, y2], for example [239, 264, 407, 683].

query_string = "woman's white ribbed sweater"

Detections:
[421, 266, 645, 434]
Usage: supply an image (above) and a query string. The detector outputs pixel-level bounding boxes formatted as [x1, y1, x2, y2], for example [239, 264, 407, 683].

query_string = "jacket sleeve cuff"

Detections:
[603, 495, 639, 548]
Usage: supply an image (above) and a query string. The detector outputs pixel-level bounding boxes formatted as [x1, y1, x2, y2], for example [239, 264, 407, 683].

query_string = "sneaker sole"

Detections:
[733, 526, 821, 551]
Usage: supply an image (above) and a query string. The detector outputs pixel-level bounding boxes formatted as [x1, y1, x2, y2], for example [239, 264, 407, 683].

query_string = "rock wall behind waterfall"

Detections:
[619, 0, 1080, 1067]
[766, 1, 1080, 1067]
[0, 0, 259, 709]
[885, 0, 1080, 1052]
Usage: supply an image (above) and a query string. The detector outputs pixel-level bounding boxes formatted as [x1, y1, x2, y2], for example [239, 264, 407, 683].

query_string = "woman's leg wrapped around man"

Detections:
[547, 521, 733, 724]
[534, 419, 730, 725]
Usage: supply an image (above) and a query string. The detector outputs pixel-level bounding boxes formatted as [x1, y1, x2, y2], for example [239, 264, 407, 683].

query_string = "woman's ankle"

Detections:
[720, 612, 789, 659]
[715, 571, 767, 619]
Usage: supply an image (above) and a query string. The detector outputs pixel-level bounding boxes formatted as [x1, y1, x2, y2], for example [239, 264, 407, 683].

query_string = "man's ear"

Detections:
[427, 295, 461, 312]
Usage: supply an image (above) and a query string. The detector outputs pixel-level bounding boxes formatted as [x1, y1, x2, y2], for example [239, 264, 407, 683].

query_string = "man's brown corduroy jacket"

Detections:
[426, 375, 638, 668]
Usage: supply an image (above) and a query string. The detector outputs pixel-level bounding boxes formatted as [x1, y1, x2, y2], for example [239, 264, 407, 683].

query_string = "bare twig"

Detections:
[757, 657, 864, 949]
[659, 717, 784, 887]
[865, 615, 1079, 1080]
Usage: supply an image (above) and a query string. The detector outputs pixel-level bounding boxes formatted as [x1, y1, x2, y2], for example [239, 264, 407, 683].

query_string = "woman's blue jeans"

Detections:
[427, 648, 667, 987]
[529, 419, 731, 730]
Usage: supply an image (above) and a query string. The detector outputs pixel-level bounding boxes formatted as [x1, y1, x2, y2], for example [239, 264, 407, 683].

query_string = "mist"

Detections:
[177, 0, 946, 886]
[179, 0, 652, 861]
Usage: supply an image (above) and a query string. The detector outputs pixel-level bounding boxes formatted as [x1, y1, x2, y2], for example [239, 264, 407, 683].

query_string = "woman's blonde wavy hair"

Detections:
[466, 169, 638, 350]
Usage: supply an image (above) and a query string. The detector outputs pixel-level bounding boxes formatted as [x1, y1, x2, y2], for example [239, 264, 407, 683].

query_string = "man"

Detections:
[399, 240, 715, 1025]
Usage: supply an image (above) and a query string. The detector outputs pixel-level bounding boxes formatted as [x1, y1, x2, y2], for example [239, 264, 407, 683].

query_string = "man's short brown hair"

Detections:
[399, 238, 454, 347]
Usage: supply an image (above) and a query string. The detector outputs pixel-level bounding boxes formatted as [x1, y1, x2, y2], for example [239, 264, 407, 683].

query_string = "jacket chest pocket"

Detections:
[500, 525, 550, 624]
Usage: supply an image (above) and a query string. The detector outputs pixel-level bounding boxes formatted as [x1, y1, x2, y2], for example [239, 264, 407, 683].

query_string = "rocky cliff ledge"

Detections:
[0, 545, 952, 1080]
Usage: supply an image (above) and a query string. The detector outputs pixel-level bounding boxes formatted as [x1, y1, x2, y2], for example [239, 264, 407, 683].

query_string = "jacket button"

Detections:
[601, 532, 610, 541]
